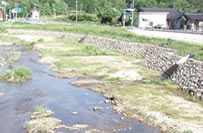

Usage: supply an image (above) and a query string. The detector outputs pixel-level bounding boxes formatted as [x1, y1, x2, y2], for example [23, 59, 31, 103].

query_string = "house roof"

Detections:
[184, 13, 203, 21]
[139, 8, 182, 20]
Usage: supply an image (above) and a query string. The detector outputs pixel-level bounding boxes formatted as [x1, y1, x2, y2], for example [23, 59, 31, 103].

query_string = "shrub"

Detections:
[97, 7, 120, 25]
[82, 45, 119, 56]
[1, 67, 32, 82]
[68, 14, 99, 23]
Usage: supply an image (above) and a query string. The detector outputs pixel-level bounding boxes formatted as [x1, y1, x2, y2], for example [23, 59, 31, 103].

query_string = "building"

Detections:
[29, 8, 40, 19]
[184, 13, 203, 31]
[138, 8, 183, 29]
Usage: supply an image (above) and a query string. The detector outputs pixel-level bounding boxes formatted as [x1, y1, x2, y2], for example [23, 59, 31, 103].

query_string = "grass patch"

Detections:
[24, 105, 62, 133]
[0, 34, 34, 49]
[55, 57, 101, 71]
[0, 34, 22, 43]
[1, 67, 32, 82]
[41, 40, 120, 57]
[53, 16, 100, 24]
[35, 105, 49, 114]
[0, 26, 7, 32]
[7, 23, 203, 60]
[82, 45, 120, 56]
[183, 130, 193, 133]
[56, 58, 87, 70]
[11, 21, 31, 25]
[37, 38, 45, 43]
[97, 76, 202, 120]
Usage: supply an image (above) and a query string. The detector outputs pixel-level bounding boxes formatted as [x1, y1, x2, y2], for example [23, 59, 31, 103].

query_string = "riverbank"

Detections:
[0, 35, 158, 133]
[5, 29, 202, 133]
[2, 21, 203, 61]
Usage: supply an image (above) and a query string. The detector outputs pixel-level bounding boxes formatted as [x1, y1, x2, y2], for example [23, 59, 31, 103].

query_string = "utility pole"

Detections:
[131, 0, 135, 26]
[66, 3, 69, 16]
[9, 7, 11, 19]
[4, 6, 6, 20]
[80, 3, 82, 12]
[15, 3, 17, 20]
[53, 4, 56, 19]
[76, 0, 78, 22]
[123, 9, 126, 27]
[1, 1, 9, 21]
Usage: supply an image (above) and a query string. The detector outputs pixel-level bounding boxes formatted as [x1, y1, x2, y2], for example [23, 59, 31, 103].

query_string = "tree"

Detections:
[54, 0, 67, 15]
[3, 0, 203, 20]
[40, 2, 52, 16]
[97, 1, 121, 24]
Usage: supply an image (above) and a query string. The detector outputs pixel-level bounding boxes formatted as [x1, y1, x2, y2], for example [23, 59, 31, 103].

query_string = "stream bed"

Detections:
[0, 44, 160, 133]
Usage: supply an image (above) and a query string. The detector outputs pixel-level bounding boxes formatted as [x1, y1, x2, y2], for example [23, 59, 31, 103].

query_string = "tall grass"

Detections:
[1, 67, 32, 82]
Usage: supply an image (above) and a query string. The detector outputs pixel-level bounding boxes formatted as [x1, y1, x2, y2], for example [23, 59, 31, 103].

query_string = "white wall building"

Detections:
[139, 12, 168, 29]
[30, 8, 40, 19]
[139, 8, 182, 30]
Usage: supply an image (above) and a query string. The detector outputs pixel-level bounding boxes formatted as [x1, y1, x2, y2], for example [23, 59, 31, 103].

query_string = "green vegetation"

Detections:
[1, 67, 32, 82]
[5, 0, 203, 16]
[95, 76, 203, 120]
[55, 58, 90, 70]
[67, 14, 100, 24]
[82, 45, 120, 56]
[0, 34, 34, 48]
[3, 0, 202, 24]
[11, 21, 31, 25]
[10, 23, 203, 60]
[183, 130, 193, 133]
[35, 105, 49, 114]
[24, 105, 62, 133]
[97, 2, 121, 25]
[0, 27, 7, 33]
[34, 105, 52, 119]
[41, 40, 120, 57]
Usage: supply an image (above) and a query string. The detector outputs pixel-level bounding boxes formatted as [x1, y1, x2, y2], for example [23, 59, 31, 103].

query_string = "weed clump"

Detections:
[1, 67, 32, 82]
[38, 38, 45, 42]
[24, 106, 61, 133]
[82, 45, 120, 56]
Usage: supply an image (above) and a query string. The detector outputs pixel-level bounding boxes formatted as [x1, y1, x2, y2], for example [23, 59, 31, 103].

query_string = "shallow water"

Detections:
[0, 44, 160, 133]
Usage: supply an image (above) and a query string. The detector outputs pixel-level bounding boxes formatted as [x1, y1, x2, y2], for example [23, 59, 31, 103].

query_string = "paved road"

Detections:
[128, 28, 203, 45]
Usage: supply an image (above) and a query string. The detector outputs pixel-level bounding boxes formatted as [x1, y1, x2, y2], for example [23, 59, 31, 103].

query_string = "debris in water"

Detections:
[120, 117, 124, 120]
[104, 100, 111, 103]
[72, 112, 78, 115]
[92, 106, 103, 112]
[98, 101, 103, 104]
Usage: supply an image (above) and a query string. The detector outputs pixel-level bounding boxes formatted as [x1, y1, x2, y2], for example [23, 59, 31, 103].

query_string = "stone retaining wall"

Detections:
[8, 30, 203, 98]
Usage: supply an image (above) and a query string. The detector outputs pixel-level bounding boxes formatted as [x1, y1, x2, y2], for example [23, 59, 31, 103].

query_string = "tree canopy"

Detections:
[1, 0, 202, 18]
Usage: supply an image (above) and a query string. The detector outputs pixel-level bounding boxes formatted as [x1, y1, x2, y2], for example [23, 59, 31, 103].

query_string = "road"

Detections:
[128, 28, 203, 45]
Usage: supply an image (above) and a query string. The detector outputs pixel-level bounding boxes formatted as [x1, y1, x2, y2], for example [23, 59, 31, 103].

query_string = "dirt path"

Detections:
[128, 28, 203, 45]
